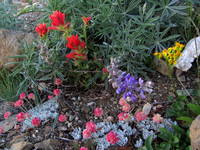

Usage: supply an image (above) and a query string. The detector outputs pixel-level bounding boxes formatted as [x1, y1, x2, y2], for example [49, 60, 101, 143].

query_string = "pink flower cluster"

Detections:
[47, 78, 63, 99]
[106, 131, 119, 144]
[58, 114, 67, 122]
[134, 111, 163, 123]
[80, 147, 88, 150]
[82, 121, 96, 139]
[14, 92, 36, 108]
[93, 107, 103, 117]
[117, 97, 131, 121]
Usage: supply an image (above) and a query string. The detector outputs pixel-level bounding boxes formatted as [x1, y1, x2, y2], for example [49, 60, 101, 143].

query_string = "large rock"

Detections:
[34, 139, 62, 150]
[10, 141, 33, 150]
[0, 29, 34, 68]
[0, 115, 16, 132]
[175, 36, 200, 72]
[153, 57, 174, 76]
[190, 115, 200, 150]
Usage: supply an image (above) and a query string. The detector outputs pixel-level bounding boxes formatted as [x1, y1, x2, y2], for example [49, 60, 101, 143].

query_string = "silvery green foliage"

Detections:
[71, 127, 82, 140]
[135, 118, 177, 147]
[71, 121, 136, 150]
[134, 138, 143, 148]
[96, 137, 110, 150]
[22, 99, 59, 131]
[70, 117, 176, 149]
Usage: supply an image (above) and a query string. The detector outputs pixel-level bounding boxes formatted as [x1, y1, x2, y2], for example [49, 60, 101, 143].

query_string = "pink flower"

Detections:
[14, 99, 24, 107]
[102, 68, 108, 73]
[28, 93, 35, 100]
[94, 107, 103, 117]
[122, 103, 131, 112]
[24, 113, 31, 118]
[16, 112, 26, 122]
[48, 95, 54, 99]
[106, 131, 119, 144]
[19, 92, 26, 99]
[80, 147, 88, 150]
[58, 114, 67, 122]
[117, 112, 129, 121]
[86, 121, 96, 133]
[4, 112, 11, 119]
[152, 114, 163, 123]
[54, 78, 62, 86]
[134, 111, 147, 122]
[82, 129, 91, 139]
[14, 124, 20, 130]
[53, 89, 61, 96]
[119, 98, 127, 106]
[32, 117, 41, 127]
[0, 127, 4, 134]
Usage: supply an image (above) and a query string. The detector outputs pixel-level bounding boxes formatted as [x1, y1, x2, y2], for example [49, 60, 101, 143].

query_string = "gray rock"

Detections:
[0, 29, 34, 69]
[22, 99, 59, 131]
[0, 115, 16, 132]
[175, 36, 200, 71]
[10, 141, 33, 150]
[190, 115, 200, 150]
[34, 139, 61, 150]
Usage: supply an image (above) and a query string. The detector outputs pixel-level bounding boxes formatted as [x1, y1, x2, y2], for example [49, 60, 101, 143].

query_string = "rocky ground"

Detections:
[0, 70, 197, 150]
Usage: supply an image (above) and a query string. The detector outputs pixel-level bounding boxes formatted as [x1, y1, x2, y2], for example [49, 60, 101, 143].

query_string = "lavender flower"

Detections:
[107, 57, 153, 102]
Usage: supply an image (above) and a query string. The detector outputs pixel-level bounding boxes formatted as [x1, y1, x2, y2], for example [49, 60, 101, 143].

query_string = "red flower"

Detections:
[86, 121, 96, 133]
[80, 147, 88, 150]
[14, 99, 24, 107]
[4, 112, 11, 119]
[32, 117, 41, 127]
[66, 35, 86, 50]
[19, 92, 26, 99]
[16, 112, 26, 122]
[102, 68, 108, 73]
[50, 11, 65, 27]
[65, 52, 87, 60]
[35, 24, 48, 37]
[117, 112, 129, 121]
[82, 129, 91, 139]
[82, 16, 92, 25]
[53, 89, 61, 96]
[58, 114, 67, 122]
[94, 107, 103, 117]
[106, 131, 119, 144]
[54, 78, 62, 86]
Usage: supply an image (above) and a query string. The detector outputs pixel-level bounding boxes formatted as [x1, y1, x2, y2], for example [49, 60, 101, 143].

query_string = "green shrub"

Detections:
[140, 125, 191, 150]
[0, 69, 23, 101]
[11, 0, 200, 89]
[37, 0, 199, 76]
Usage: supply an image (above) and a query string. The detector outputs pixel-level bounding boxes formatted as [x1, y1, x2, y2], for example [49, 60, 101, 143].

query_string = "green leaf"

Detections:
[187, 103, 200, 115]
[145, 136, 154, 150]
[176, 116, 193, 124]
